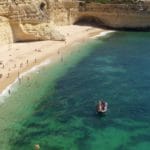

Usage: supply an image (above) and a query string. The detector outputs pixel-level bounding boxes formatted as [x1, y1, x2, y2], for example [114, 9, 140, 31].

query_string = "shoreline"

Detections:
[0, 25, 112, 97]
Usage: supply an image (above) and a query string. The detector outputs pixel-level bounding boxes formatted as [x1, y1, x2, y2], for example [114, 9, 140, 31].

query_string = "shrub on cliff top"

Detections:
[83, 0, 143, 4]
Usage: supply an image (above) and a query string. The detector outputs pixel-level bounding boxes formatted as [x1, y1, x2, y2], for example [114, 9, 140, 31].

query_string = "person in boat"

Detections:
[101, 101, 105, 110]
[97, 100, 108, 113]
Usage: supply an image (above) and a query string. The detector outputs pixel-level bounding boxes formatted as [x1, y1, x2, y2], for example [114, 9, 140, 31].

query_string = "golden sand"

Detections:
[0, 25, 105, 93]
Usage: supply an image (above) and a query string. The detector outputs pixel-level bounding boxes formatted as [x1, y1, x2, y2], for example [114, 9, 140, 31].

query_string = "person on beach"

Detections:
[18, 77, 21, 84]
[65, 39, 67, 45]
[7, 73, 10, 78]
[20, 63, 23, 68]
[26, 59, 28, 64]
[27, 76, 30, 81]
[38, 49, 41, 52]
[0, 74, 2, 79]
[14, 64, 16, 68]
[61, 56, 63, 62]
[18, 71, 20, 78]
[8, 89, 11, 95]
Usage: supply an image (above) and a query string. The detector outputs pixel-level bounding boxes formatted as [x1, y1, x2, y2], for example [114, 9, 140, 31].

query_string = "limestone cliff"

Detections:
[0, 16, 13, 44]
[0, 0, 66, 44]
[71, 2, 150, 29]
[0, 0, 150, 44]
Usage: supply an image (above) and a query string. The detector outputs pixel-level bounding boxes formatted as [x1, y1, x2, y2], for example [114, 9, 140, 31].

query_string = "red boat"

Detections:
[96, 100, 108, 113]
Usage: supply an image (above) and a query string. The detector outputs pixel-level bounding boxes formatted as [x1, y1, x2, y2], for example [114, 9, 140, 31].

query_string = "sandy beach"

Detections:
[0, 25, 105, 94]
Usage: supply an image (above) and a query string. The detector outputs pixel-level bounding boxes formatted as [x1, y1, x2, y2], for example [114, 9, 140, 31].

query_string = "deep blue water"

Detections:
[1, 31, 150, 150]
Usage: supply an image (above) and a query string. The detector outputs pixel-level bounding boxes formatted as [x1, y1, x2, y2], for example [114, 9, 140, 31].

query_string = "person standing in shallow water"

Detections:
[61, 56, 63, 62]
[34, 144, 40, 150]
[8, 89, 11, 95]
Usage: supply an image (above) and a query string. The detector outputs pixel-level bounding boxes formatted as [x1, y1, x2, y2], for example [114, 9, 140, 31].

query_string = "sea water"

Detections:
[0, 31, 150, 150]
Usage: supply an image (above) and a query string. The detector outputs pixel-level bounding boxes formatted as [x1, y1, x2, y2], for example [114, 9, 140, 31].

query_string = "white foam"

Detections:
[0, 59, 51, 102]
[91, 30, 116, 39]
[19, 59, 51, 78]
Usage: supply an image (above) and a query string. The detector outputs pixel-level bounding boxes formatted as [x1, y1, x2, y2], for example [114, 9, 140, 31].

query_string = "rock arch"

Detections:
[38, 0, 50, 10]
[39, 2, 46, 11]
[73, 15, 106, 27]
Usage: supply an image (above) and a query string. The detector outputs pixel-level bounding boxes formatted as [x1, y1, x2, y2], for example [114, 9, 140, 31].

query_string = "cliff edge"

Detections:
[0, 0, 150, 44]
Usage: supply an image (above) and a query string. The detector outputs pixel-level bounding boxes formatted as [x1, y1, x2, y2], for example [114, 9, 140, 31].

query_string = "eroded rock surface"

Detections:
[0, 0, 150, 44]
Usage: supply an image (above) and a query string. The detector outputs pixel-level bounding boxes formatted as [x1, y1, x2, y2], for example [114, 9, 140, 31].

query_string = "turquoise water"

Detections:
[1, 32, 150, 150]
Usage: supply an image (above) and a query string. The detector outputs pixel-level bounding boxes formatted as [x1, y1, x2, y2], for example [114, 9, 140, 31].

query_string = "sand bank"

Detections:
[0, 25, 107, 94]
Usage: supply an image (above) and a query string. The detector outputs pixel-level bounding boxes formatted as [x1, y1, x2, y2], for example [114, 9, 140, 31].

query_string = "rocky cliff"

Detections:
[0, 0, 150, 44]
[0, 0, 67, 44]
[71, 2, 150, 29]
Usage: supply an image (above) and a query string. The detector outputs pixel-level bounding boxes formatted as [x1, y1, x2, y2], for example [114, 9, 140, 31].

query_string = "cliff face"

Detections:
[0, 0, 67, 44]
[0, 0, 150, 44]
[71, 2, 150, 29]
[0, 16, 13, 44]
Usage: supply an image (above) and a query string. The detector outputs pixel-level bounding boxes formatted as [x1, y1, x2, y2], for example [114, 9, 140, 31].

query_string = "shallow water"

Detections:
[1, 32, 150, 150]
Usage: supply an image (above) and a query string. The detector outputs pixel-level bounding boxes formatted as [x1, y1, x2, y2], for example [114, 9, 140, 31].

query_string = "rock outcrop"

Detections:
[0, 16, 13, 44]
[71, 2, 150, 29]
[0, 0, 67, 44]
[0, 0, 150, 44]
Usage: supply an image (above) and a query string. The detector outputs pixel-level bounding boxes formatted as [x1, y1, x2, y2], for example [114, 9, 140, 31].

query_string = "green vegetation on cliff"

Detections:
[83, 0, 143, 4]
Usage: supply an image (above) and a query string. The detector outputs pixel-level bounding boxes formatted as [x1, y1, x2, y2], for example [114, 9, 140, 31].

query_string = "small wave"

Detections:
[91, 30, 116, 39]
[20, 59, 51, 78]
[0, 59, 51, 102]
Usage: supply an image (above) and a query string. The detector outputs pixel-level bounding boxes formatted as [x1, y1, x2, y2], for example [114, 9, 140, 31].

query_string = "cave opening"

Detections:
[40, 2, 46, 11]
[74, 16, 106, 28]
